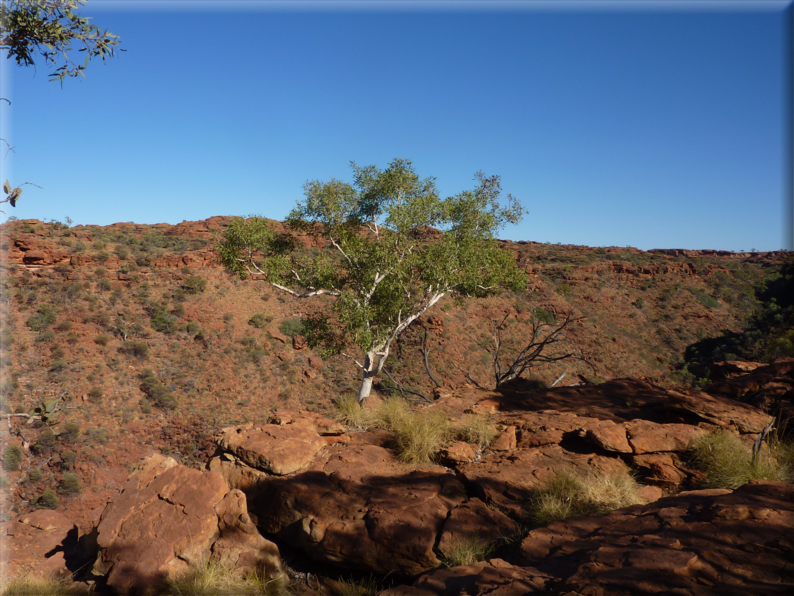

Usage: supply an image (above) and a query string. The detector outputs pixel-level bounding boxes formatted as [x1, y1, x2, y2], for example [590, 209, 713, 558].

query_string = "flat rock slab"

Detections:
[216, 422, 327, 475]
[236, 444, 478, 576]
[381, 559, 551, 595]
[0, 510, 78, 579]
[518, 480, 794, 596]
[457, 445, 630, 518]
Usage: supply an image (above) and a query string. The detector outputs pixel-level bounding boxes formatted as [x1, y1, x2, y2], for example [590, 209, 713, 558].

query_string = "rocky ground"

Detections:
[0, 217, 792, 594]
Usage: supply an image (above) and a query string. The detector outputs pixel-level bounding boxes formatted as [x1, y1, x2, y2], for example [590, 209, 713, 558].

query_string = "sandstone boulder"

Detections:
[215, 421, 327, 475]
[92, 454, 284, 595]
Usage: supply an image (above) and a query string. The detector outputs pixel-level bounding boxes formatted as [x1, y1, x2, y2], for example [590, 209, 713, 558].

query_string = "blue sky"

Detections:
[1, 0, 791, 251]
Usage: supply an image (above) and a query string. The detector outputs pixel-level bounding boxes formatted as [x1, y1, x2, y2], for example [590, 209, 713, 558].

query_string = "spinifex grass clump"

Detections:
[686, 429, 794, 489]
[527, 468, 647, 527]
[160, 559, 288, 596]
[1, 575, 85, 596]
[334, 395, 498, 464]
[440, 536, 496, 567]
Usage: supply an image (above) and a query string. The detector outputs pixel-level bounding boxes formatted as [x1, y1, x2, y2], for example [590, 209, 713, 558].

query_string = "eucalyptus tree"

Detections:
[218, 159, 527, 403]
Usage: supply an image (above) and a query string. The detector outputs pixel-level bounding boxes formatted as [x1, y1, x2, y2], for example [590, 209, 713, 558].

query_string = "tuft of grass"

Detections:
[328, 575, 381, 596]
[687, 429, 794, 489]
[333, 394, 378, 429]
[389, 409, 451, 464]
[372, 395, 410, 430]
[527, 468, 647, 527]
[0, 575, 84, 596]
[452, 415, 497, 449]
[160, 559, 288, 596]
[440, 536, 495, 567]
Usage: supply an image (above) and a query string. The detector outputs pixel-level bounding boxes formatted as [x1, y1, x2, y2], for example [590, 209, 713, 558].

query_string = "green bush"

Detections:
[3, 445, 23, 471]
[118, 341, 149, 359]
[60, 420, 81, 442]
[59, 472, 81, 495]
[248, 313, 270, 329]
[33, 429, 57, 455]
[279, 318, 304, 338]
[88, 386, 103, 404]
[150, 308, 178, 334]
[35, 489, 60, 509]
[182, 275, 207, 295]
[60, 451, 77, 470]
[556, 284, 573, 297]
[24, 468, 43, 484]
[186, 321, 200, 335]
[139, 369, 177, 410]
[49, 360, 67, 372]
[26, 306, 56, 331]
[35, 330, 55, 343]
[94, 333, 111, 346]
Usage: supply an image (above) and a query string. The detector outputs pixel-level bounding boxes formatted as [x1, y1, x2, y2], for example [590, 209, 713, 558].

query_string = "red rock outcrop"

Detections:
[0, 510, 79, 579]
[91, 454, 284, 595]
[384, 481, 794, 596]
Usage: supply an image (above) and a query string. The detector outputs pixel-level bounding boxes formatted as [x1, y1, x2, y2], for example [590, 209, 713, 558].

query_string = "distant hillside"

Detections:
[0, 217, 790, 528]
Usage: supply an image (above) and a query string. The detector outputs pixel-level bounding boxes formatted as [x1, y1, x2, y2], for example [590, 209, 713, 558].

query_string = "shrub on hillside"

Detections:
[59, 472, 81, 495]
[60, 421, 81, 442]
[3, 445, 23, 471]
[35, 489, 60, 510]
[32, 429, 56, 455]
[248, 313, 271, 329]
[139, 369, 177, 410]
[150, 307, 178, 334]
[26, 306, 56, 331]
[279, 318, 304, 338]
[182, 275, 207, 295]
[87, 387, 103, 404]
[118, 341, 149, 359]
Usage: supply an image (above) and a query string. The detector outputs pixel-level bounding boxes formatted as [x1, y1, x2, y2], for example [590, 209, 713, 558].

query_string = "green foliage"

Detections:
[0, 0, 123, 82]
[58, 472, 81, 495]
[118, 340, 148, 359]
[60, 450, 76, 470]
[2, 445, 22, 471]
[35, 489, 59, 509]
[690, 287, 720, 309]
[49, 359, 67, 372]
[248, 313, 271, 329]
[218, 159, 527, 400]
[182, 275, 207, 294]
[149, 306, 178, 334]
[25, 305, 56, 331]
[278, 318, 304, 338]
[60, 420, 80, 442]
[556, 283, 573, 297]
[32, 429, 56, 454]
[139, 369, 177, 410]
[87, 386, 103, 403]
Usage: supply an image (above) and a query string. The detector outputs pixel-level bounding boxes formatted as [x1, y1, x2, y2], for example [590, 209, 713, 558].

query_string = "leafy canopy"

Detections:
[218, 159, 527, 363]
[0, 0, 122, 82]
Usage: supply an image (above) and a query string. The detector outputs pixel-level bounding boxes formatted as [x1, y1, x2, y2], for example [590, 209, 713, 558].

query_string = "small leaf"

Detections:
[2, 180, 10, 194]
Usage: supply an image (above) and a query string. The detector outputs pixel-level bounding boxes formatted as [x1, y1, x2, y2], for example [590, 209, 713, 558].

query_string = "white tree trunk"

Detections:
[357, 351, 380, 404]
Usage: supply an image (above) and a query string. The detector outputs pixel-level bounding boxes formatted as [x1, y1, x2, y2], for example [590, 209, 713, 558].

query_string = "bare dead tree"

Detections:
[380, 367, 432, 403]
[420, 325, 442, 388]
[487, 309, 588, 388]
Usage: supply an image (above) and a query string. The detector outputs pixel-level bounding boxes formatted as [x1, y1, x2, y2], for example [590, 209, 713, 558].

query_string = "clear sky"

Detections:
[1, 0, 791, 251]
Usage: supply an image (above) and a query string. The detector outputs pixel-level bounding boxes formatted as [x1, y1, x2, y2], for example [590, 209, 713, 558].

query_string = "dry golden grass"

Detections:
[527, 468, 647, 527]
[159, 560, 288, 596]
[452, 414, 498, 449]
[0, 575, 84, 596]
[440, 536, 495, 567]
[333, 394, 378, 429]
[327, 575, 380, 596]
[390, 409, 452, 464]
[687, 429, 794, 489]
